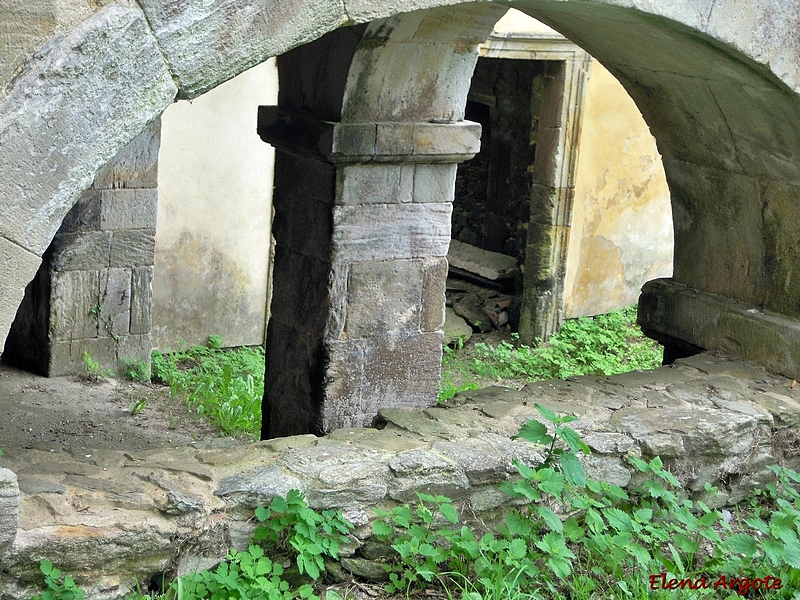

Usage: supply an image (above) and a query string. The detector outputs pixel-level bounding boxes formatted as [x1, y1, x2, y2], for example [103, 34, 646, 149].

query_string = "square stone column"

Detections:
[258, 108, 480, 437]
[3, 121, 159, 376]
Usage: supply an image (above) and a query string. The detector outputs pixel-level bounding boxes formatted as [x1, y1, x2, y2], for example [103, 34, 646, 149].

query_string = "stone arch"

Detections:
[2, 0, 800, 406]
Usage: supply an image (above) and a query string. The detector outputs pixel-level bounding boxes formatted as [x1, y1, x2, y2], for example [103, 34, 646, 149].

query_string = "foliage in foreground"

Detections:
[150, 336, 264, 439]
[441, 305, 663, 397]
[28, 405, 800, 600]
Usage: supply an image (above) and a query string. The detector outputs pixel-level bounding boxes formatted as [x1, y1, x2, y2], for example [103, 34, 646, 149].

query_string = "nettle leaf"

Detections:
[514, 420, 552, 446]
[559, 427, 591, 455]
[604, 507, 633, 533]
[560, 452, 586, 488]
[440, 503, 459, 524]
[762, 539, 785, 566]
[372, 520, 392, 538]
[537, 505, 564, 533]
[535, 404, 560, 424]
[633, 508, 653, 524]
[563, 517, 584, 541]
[726, 533, 758, 557]
[508, 538, 528, 560]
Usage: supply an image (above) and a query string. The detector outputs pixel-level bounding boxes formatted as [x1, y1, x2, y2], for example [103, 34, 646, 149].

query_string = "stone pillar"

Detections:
[0, 468, 19, 558]
[258, 109, 480, 437]
[3, 121, 159, 376]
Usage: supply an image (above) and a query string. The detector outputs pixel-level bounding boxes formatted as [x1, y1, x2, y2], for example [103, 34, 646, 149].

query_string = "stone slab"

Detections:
[139, 0, 344, 98]
[0, 239, 43, 353]
[0, 3, 176, 255]
[94, 120, 162, 190]
[639, 278, 800, 381]
[332, 203, 452, 261]
[448, 239, 519, 282]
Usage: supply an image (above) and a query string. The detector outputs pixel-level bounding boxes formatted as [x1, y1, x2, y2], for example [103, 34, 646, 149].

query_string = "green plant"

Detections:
[438, 380, 478, 402]
[122, 358, 150, 382]
[252, 489, 354, 580]
[29, 560, 85, 600]
[81, 351, 113, 382]
[129, 398, 147, 415]
[151, 338, 265, 439]
[441, 306, 662, 390]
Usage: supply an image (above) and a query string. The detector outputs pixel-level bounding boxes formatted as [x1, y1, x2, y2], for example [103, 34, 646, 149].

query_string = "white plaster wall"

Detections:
[153, 59, 278, 350]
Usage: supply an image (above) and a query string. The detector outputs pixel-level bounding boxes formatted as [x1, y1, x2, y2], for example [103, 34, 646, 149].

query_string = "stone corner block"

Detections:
[0, 468, 20, 555]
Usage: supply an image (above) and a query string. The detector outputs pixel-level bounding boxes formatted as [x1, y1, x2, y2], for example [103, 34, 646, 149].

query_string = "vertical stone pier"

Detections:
[3, 121, 160, 376]
[0, 468, 19, 558]
[258, 109, 480, 437]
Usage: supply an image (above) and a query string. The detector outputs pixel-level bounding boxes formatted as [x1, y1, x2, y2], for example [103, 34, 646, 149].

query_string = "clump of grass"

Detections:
[151, 337, 264, 440]
[442, 305, 662, 390]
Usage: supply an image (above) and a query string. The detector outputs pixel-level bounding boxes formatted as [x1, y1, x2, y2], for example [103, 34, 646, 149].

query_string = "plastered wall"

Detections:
[564, 61, 673, 318]
[152, 59, 278, 350]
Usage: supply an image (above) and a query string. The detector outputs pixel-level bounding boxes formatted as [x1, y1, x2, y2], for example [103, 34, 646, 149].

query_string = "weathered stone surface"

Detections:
[387, 449, 469, 501]
[215, 467, 304, 508]
[109, 230, 156, 268]
[344, 259, 424, 337]
[447, 239, 519, 282]
[340, 557, 390, 582]
[0, 3, 176, 255]
[99, 190, 158, 231]
[611, 406, 765, 457]
[421, 257, 448, 332]
[0, 468, 19, 556]
[50, 232, 112, 272]
[443, 307, 472, 346]
[639, 278, 800, 381]
[99, 268, 132, 338]
[130, 267, 154, 336]
[308, 461, 389, 508]
[16, 477, 66, 495]
[432, 440, 506, 485]
[137, 0, 344, 98]
[332, 203, 452, 261]
[94, 120, 161, 190]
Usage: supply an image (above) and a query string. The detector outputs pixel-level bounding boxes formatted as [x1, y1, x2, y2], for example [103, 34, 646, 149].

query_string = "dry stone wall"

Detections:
[1, 353, 799, 599]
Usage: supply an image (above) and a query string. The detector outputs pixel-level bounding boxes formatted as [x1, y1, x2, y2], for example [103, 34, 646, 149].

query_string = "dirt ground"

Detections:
[0, 361, 223, 456]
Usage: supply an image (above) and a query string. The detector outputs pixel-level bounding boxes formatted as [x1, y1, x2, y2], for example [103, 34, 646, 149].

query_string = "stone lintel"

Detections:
[639, 278, 800, 380]
[257, 106, 480, 164]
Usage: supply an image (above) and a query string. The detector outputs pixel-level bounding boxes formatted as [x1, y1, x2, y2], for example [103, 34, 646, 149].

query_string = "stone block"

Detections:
[50, 270, 100, 340]
[0, 468, 19, 557]
[50, 232, 111, 272]
[109, 230, 155, 268]
[332, 203, 452, 261]
[412, 164, 457, 203]
[412, 121, 481, 160]
[94, 120, 162, 190]
[387, 449, 469, 501]
[130, 267, 153, 335]
[49, 337, 118, 377]
[0, 239, 42, 353]
[639, 278, 800, 381]
[100, 189, 158, 231]
[58, 190, 101, 234]
[421, 257, 447, 332]
[308, 461, 389, 508]
[116, 334, 152, 374]
[432, 440, 506, 485]
[360, 332, 443, 420]
[99, 268, 132, 337]
[344, 259, 423, 338]
[137, 0, 344, 98]
[0, 3, 176, 255]
[375, 123, 414, 156]
[336, 164, 412, 204]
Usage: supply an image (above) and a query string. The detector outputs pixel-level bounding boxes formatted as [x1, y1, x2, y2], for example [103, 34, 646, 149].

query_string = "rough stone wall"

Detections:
[3, 122, 159, 376]
[453, 58, 541, 264]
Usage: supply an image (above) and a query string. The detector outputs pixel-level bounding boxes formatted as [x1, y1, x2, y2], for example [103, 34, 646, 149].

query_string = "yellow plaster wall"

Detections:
[563, 61, 674, 317]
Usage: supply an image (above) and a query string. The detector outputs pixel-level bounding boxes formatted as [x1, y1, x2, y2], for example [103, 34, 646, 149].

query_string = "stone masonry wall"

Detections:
[2, 121, 159, 377]
[1, 353, 799, 599]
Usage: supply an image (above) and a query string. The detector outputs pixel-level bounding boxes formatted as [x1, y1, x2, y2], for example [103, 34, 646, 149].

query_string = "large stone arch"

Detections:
[2, 0, 800, 414]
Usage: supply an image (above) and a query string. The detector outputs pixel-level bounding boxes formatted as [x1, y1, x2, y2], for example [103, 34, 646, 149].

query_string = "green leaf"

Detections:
[440, 503, 459, 524]
[508, 538, 528, 560]
[726, 533, 758, 557]
[604, 507, 633, 532]
[560, 452, 586, 488]
[536, 505, 564, 533]
[559, 427, 591, 455]
[514, 420, 552, 446]
[39, 560, 54, 576]
[534, 404, 560, 424]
